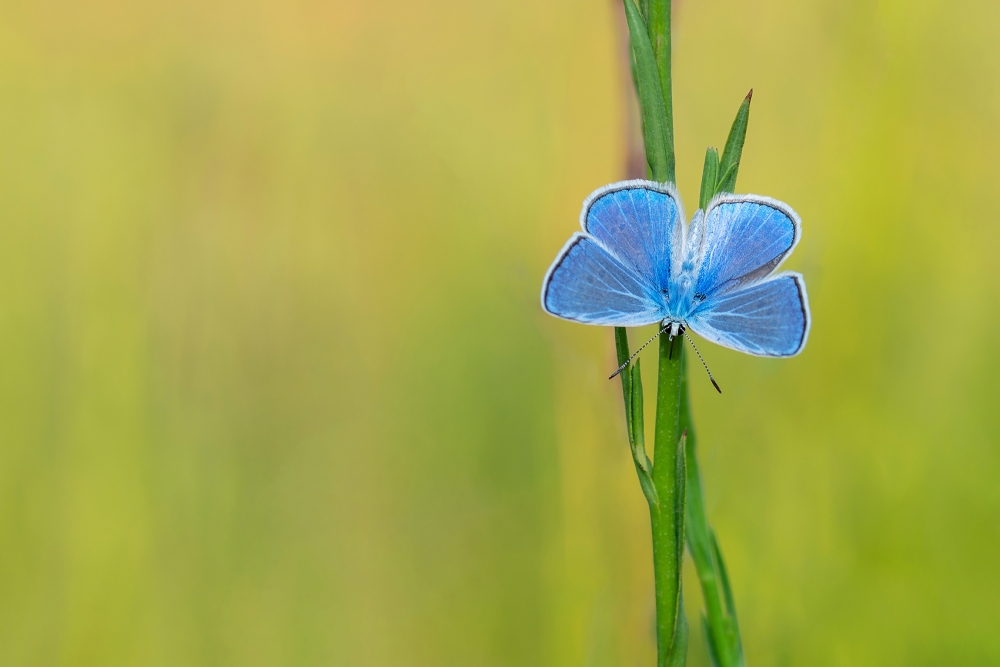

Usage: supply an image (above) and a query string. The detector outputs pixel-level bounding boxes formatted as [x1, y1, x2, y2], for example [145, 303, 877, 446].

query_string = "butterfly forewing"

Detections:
[691, 195, 799, 299]
[541, 180, 684, 326]
[582, 182, 684, 292]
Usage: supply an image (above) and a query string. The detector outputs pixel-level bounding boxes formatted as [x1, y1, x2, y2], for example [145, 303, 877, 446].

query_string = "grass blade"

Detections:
[716, 89, 752, 193]
[666, 594, 689, 667]
[699, 147, 720, 210]
[616, 327, 633, 444]
[630, 362, 659, 506]
[622, 0, 671, 182]
[645, 0, 675, 182]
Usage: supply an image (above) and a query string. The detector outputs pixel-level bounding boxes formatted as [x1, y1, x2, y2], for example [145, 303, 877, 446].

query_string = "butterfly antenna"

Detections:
[683, 330, 722, 394]
[609, 324, 670, 380]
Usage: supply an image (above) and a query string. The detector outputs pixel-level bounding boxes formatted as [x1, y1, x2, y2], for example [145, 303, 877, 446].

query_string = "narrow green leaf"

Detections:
[622, 0, 670, 182]
[717, 89, 752, 193]
[629, 362, 646, 467]
[628, 46, 641, 111]
[665, 594, 689, 667]
[629, 362, 659, 506]
[636, 465, 660, 506]
[699, 147, 720, 211]
[714, 162, 737, 197]
[711, 531, 741, 633]
[682, 407, 712, 571]
[682, 360, 742, 667]
[615, 327, 633, 444]
[711, 531, 745, 666]
[662, 429, 689, 666]
[674, 430, 687, 567]
[616, 333, 659, 506]
[637, 470, 659, 504]
[702, 615, 722, 667]
[615, 327, 631, 369]
[645, 0, 675, 182]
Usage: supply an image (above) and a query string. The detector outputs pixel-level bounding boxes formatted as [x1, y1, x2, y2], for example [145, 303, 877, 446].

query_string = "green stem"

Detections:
[650, 2, 683, 640]
[619, 0, 686, 663]
[615, 331, 688, 667]
[619, 12, 754, 659]
[650, 336, 684, 666]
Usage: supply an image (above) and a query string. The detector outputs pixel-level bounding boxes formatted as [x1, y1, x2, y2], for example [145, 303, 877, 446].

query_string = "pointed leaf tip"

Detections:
[746, 88, 753, 102]
[717, 92, 752, 194]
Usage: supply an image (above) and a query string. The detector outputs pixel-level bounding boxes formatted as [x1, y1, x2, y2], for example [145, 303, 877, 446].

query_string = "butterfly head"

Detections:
[662, 321, 682, 339]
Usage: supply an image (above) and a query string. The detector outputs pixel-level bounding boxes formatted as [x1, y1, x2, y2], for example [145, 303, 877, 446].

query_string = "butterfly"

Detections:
[541, 180, 810, 387]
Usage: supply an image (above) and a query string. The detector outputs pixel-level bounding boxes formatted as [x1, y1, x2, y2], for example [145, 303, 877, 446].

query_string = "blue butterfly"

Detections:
[541, 180, 810, 385]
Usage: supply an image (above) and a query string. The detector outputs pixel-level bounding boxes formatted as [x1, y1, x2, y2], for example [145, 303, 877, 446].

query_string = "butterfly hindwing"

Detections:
[687, 272, 810, 357]
[541, 234, 666, 326]
[688, 195, 800, 299]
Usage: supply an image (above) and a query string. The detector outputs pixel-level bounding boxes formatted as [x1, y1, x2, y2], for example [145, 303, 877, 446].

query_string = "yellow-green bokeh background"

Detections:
[3, 0, 1000, 664]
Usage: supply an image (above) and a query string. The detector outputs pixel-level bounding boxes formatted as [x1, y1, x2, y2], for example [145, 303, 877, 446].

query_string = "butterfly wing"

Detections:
[581, 180, 684, 291]
[687, 194, 800, 299]
[687, 272, 810, 357]
[541, 180, 683, 326]
[541, 233, 665, 326]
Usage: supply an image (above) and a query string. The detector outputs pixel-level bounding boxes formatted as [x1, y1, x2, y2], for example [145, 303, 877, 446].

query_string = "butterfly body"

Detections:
[541, 180, 810, 358]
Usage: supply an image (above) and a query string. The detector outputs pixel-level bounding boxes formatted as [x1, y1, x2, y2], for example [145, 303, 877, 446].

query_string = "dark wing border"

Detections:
[580, 179, 686, 236]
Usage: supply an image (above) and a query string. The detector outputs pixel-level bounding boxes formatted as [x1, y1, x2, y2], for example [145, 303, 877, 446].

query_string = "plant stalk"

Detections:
[618, 0, 687, 664]
[650, 335, 686, 666]
[618, 1, 755, 659]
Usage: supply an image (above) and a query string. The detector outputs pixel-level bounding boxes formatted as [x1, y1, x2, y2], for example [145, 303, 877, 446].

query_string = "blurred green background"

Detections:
[2, 0, 1000, 665]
